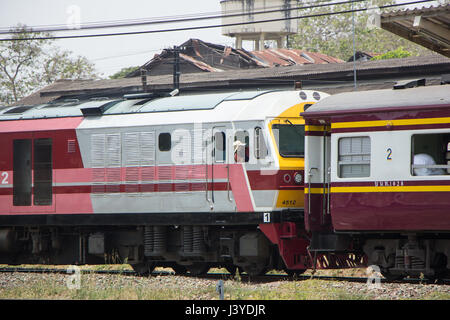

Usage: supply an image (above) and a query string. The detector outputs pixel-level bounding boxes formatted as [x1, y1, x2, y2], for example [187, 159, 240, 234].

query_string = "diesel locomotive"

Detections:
[0, 89, 326, 276]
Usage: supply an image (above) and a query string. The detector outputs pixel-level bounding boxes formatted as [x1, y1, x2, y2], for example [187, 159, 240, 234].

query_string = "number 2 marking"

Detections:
[1, 172, 8, 184]
[386, 148, 392, 160]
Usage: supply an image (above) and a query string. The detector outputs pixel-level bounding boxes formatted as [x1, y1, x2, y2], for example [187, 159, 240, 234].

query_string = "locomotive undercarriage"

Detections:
[0, 224, 283, 277]
[362, 234, 450, 280]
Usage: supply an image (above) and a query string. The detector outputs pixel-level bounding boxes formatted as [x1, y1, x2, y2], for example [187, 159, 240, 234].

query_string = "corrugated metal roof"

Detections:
[381, 4, 450, 57]
[250, 48, 344, 67]
[13, 54, 450, 106]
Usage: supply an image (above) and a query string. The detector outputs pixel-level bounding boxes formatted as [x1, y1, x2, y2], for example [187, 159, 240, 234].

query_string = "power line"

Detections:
[0, 0, 435, 42]
[0, 0, 365, 34]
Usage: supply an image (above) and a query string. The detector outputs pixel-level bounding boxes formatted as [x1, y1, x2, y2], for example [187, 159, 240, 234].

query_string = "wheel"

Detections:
[285, 269, 306, 277]
[171, 264, 188, 275]
[224, 264, 243, 275]
[186, 263, 210, 276]
[131, 262, 156, 276]
[381, 269, 404, 281]
[242, 264, 267, 277]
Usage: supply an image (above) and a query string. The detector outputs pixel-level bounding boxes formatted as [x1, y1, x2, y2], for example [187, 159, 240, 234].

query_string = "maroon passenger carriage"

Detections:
[302, 84, 450, 279]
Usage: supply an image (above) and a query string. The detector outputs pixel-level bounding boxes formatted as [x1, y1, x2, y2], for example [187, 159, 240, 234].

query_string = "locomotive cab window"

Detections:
[234, 131, 249, 163]
[214, 131, 226, 163]
[338, 136, 371, 178]
[254, 127, 268, 159]
[411, 133, 450, 176]
[272, 123, 305, 157]
[158, 132, 171, 152]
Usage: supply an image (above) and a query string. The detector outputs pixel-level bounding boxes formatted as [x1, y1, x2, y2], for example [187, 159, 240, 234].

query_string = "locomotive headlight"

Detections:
[294, 172, 303, 184]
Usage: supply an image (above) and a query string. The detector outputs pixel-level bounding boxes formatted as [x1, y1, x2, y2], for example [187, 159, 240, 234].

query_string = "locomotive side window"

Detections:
[234, 131, 249, 163]
[13, 139, 32, 206]
[411, 133, 450, 176]
[272, 123, 305, 157]
[214, 132, 226, 163]
[254, 127, 268, 159]
[13, 138, 53, 206]
[338, 136, 371, 178]
[158, 132, 171, 152]
[33, 139, 53, 205]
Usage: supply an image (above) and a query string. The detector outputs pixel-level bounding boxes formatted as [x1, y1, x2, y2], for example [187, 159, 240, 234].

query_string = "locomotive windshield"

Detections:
[272, 123, 305, 157]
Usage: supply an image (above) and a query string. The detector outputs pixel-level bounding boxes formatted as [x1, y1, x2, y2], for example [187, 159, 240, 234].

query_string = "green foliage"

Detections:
[109, 66, 140, 79]
[372, 47, 413, 60]
[0, 24, 98, 105]
[291, 0, 430, 61]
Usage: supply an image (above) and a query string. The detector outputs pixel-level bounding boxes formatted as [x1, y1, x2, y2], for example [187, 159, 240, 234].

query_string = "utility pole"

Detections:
[352, 0, 357, 90]
[173, 45, 180, 91]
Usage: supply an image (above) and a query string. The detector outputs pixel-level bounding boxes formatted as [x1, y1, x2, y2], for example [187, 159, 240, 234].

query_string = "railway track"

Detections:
[0, 266, 448, 285]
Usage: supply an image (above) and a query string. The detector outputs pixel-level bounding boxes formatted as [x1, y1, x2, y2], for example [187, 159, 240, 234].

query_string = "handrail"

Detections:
[307, 167, 318, 215]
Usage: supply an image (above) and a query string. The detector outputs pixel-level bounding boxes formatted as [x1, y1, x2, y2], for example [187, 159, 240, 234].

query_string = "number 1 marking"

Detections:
[263, 212, 270, 223]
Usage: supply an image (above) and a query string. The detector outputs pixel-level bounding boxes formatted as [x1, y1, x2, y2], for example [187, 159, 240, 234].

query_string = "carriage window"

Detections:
[214, 132, 226, 163]
[234, 131, 249, 163]
[411, 133, 450, 176]
[338, 136, 371, 178]
[158, 133, 171, 152]
[272, 123, 304, 157]
[254, 127, 268, 159]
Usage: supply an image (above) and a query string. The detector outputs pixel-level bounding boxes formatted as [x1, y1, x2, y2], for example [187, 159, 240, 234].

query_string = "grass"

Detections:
[0, 265, 448, 300]
[0, 276, 367, 300]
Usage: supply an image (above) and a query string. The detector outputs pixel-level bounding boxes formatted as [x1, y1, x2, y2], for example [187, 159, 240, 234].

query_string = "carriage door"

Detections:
[305, 124, 330, 231]
[12, 134, 55, 213]
[321, 128, 331, 227]
[210, 127, 228, 207]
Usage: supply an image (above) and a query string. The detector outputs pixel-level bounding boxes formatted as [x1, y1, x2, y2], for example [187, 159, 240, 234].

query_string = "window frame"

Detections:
[411, 133, 450, 176]
[158, 132, 171, 152]
[337, 136, 371, 178]
[271, 123, 305, 158]
[214, 131, 226, 163]
[254, 126, 268, 160]
[234, 130, 249, 163]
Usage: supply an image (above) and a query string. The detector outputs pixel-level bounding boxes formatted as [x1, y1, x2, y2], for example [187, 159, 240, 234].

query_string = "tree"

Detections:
[109, 66, 140, 79]
[0, 24, 98, 105]
[372, 47, 413, 60]
[290, 0, 431, 61]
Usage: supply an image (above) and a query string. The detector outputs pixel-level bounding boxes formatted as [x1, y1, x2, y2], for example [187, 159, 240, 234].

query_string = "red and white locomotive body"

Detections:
[0, 89, 325, 275]
[303, 85, 450, 279]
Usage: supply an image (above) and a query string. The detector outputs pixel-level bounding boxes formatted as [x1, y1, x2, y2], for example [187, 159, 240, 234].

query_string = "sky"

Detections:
[0, 0, 444, 78]
[0, 0, 235, 77]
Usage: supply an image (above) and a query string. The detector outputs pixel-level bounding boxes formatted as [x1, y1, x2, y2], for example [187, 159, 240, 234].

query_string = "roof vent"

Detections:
[393, 78, 425, 90]
[3, 106, 34, 114]
[80, 101, 119, 117]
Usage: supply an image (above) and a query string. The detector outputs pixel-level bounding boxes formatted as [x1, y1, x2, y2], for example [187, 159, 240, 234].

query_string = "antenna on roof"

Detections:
[173, 45, 180, 91]
[170, 88, 179, 96]
[141, 68, 147, 92]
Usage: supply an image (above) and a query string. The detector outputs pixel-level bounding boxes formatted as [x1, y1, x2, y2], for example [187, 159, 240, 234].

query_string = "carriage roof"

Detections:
[302, 85, 450, 119]
[0, 89, 323, 122]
